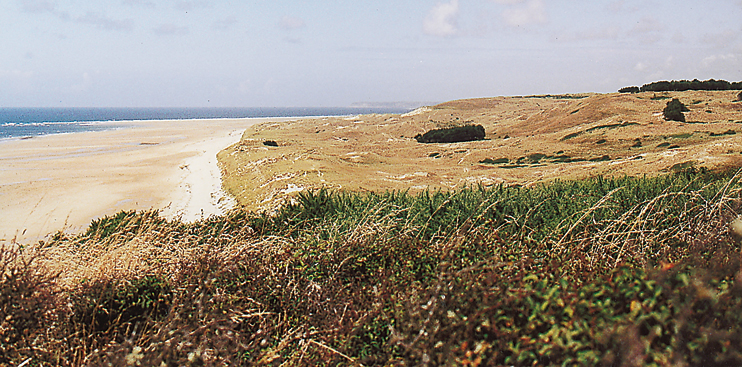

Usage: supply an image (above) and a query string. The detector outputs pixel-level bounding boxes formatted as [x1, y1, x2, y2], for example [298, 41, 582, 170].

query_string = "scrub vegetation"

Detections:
[414, 124, 486, 143]
[620, 79, 742, 93]
[663, 98, 690, 122]
[4, 167, 742, 365]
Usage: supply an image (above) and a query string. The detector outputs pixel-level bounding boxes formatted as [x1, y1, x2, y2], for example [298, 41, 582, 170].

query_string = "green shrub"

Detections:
[415, 124, 485, 143]
[663, 98, 689, 122]
[83, 210, 165, 242]
[71, 275, 172, 336]
[619, 86, 640, 93]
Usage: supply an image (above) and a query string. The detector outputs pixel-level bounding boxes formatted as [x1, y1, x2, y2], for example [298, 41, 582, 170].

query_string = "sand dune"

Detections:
[220, 91, 742, 212]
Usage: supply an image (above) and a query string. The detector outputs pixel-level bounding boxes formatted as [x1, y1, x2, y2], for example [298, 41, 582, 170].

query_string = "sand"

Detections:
[0, 117, 288, 244]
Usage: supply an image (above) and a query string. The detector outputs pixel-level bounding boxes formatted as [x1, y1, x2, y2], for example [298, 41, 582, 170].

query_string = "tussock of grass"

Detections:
[3, 168, 742, 365]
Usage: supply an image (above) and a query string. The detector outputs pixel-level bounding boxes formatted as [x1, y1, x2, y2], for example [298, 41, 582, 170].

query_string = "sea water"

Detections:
[0, 107, 411, 140]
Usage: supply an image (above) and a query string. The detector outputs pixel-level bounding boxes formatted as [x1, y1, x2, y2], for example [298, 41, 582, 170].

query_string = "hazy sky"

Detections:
[1, 0, 741, 107]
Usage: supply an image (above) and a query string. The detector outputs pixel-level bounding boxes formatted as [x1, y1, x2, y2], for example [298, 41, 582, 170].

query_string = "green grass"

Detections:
[3, 168, 742, 365]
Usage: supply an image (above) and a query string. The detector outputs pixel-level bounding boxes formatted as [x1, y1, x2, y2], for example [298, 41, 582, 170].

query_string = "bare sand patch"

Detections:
[0, 117, 286, 244]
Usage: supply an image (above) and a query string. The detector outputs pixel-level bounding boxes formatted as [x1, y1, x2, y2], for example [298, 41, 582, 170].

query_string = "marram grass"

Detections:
[3, 168, 742, 366]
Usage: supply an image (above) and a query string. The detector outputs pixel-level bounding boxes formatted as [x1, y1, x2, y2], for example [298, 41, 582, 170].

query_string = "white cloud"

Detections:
[174, 1, 210, 11]
[423, 0, 460, 37]
[18, 0, 70, 20]
[701, 53, 738, 68]
[0, 69, 34, 79]
[19, 1, 133, 32]
[626, 16, 664, 44]
[629, 16, 664, 35]
[664, 56, 674, 69]
[672, 32, 687, 44]
[279, 16, 306, 30]
[121, 0, 154, 8]
[19, 0, 57, 13]
[700, 29, 738, 49]
[76, 12, 134, 31]
[501, 0, 546, 27]
[634, 62, 647, 72]
[153, 23, 189, 36]
[212, 15, 238, 31]
[71, 72, 93, 93]
[562, 25, 620, 42]
[283, 36, 302, 44]
[607, 0, 638, 13]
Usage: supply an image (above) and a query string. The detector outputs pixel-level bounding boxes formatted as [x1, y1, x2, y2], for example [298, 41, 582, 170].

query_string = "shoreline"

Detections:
[0, 117, 297, 244]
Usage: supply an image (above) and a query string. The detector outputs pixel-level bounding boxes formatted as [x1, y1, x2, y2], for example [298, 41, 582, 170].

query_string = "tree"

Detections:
[663, 98, 688, 122]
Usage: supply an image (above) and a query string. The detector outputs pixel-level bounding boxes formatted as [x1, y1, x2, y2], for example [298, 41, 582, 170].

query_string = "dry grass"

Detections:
[3, 168, 742, 365]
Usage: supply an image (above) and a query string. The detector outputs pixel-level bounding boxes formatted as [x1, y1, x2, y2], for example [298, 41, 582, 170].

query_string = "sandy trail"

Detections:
[160, 129, 243, 222]
[0, 118, 272, 244]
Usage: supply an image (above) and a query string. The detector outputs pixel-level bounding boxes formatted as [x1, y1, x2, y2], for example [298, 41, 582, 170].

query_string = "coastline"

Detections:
[0, 117, 293, 244]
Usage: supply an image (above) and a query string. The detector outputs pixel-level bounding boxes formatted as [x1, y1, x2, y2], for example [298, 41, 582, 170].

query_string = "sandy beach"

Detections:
[0, 117, 284, 244]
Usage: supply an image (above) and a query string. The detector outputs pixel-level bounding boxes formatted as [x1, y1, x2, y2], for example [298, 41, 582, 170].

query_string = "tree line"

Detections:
[619, 79, 742, 93]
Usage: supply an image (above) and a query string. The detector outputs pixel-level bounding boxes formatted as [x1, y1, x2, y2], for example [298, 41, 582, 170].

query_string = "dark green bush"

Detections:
[619, 86, 640, 93]
[663, 98, 689, 122]
[641, 79, 742, 92]
[415, 124, 486, 143]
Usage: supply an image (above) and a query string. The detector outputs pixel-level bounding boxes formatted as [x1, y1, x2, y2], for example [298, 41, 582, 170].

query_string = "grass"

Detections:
[3, 167, 742, 365]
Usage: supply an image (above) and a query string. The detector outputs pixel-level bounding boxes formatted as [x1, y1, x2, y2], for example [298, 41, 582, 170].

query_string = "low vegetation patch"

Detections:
[3, 168, 742, 365]
[710, 129, 737, 137]
[482, 153, 612, 167]
[479, 157, 509, 164]
[561, 122, 640, 142]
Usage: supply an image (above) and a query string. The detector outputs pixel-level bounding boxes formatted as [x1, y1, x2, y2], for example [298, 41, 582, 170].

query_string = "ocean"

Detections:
[0, 107, 412, 140]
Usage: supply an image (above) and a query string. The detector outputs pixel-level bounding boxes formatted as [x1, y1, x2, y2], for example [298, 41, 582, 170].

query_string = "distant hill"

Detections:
[349, 101, 438, 109]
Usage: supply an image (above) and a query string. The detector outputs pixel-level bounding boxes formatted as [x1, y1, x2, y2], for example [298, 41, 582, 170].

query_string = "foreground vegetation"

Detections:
[4, 168, 742, 365]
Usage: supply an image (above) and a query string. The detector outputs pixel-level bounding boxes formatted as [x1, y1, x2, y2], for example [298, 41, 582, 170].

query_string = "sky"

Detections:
[1, 0, 741, 107]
